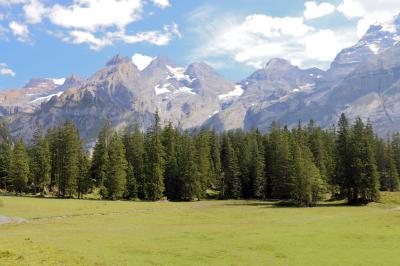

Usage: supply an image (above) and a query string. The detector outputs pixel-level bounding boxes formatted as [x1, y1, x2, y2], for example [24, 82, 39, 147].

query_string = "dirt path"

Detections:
[0, 216, 27, 225]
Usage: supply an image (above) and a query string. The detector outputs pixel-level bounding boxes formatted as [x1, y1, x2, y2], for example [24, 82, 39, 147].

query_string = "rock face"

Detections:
[4, 55, 236, 143]
[204, 14, 400, 135]
[2, 15, 400, 143]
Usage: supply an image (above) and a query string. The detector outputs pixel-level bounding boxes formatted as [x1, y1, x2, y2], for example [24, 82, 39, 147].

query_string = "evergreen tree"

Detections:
[176, 132, 201, 201]
[267, 124, 292, 199]
[161, 122, 179, 200]
[77, 152, 91, 199]
[122, 124, 146, 199]
[347, 118, 380, 204]
[221, 134, 241, 199]
[376, 138, 399, 192]
[334, 113, 351, 198]
[105, 133, 127, 200]
[10, 139, 30, 194]
[59, 122, 82, 197]
[144, 111, 165, 200]
[30, 127, 51, 194]
[0, 122, 12, 190]
[249, 130, 266, 199]
[194, 129, 212, 198]
[91, 121, 112, 186]
[210, 131, 223, 192]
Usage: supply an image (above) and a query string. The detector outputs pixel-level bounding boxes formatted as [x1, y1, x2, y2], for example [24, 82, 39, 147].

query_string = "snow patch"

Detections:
[155, 83, 171, 95]
[173, 87, 196, 95]
[49, 78, 66, 86]
[132, 53, 154, 71]
[218, 85, 244, 101]
[166, 65, 194, 82]
[29, 92, 63, 104]
[368, 43, 380, 54]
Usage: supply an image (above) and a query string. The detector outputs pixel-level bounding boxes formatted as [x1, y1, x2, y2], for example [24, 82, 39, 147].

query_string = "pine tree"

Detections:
[0, 122, 12, 190]
[91, 121, 112, 186]
[334, 113, 351, 199]
[59, 122, 82, 197]
[176, 132, 201, 201]
[194, 129, 212, 198]
[30, 127, 51, 194]
[376, 139, 399, 192]
[347, 118, 380, 204]
[10, 139, 30, 194]
[105, 133, 127, 200]
[210, 131, 223, 193]
[144, 111, 165, 201]
[249, 130, 266, 199]
[77, 152, 91, 199]
[267, 124, 292, 199]
[221, 134, 241, 199]
[161, 122, 179, 200]
[122, 124, 146, 199]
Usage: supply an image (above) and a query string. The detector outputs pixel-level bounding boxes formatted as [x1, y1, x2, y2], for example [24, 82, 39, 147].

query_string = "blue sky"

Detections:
[0, 0, 399, 89]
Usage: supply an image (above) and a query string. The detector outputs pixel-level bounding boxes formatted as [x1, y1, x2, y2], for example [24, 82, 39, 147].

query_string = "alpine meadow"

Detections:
[1, 0, 400, 265]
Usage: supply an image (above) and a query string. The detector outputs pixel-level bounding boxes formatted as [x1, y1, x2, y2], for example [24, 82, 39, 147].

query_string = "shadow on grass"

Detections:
[223, 200, 350, 208]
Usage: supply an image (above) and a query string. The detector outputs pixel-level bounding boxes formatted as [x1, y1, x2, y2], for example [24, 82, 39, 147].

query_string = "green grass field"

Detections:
[1, 193, 400, 266]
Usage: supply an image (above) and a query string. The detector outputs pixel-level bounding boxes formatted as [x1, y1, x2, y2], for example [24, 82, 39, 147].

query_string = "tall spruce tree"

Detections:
[267, 124, 292, 199]
[30, 127, 51, 194]
[91, 121, 112, 186]
[347, 118, 380, 204]
[144, 111, 165, 201]
[176, 132, 201, 201]
[0, 122, 12, 190]
[194, 129, 212, 198]
[10, 139, 30, 194]
[221, 134, 241, 199]
[105, 133, 128, 200]
[122, 124, 145, 199]
[162, 122, 179, 200]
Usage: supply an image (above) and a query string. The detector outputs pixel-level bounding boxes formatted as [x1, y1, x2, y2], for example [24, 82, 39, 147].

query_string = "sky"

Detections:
[0, 0, 400, 89]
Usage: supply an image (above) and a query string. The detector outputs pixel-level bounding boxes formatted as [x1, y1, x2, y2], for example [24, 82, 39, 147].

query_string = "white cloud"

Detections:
[0, 0, 27, 6]
[0, 63, 16, 77]
[23, 0, 47, 24]
[304, 1, 335, 20]
[190, 11, 358, 70]
[338, 0, 400, 37]
[152, 0, 170, 9]
[64, 30, 112, 50]
[63, 23, 180, 50]
[9, 21, 29, 41]
[132, 53, 154, 70]
[121, 23, 181, 45]
[48, 0, 143, 32]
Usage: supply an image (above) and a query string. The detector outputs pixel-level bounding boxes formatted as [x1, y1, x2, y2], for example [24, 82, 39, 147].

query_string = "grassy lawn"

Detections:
[0, 193, 399, 266]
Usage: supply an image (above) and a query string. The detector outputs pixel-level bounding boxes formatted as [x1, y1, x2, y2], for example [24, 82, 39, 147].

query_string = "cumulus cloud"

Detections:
[190, 11, 358, 70]
[0, 63, 16, 77]
[152, 0, 171, 9]
[23, 0, 47, 24]
[0, 0, 179, 48]
[9, 21, 29, 42]
[48, 0, 143, 32]
[132, 53, 154, 70]
[63, 23, 180, 50]
[338, 0, 400, 37]
[304, 1, 335, 20]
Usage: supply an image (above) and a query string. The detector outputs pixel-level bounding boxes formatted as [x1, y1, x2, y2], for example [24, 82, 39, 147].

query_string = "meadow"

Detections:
[1, 193, 400, 266]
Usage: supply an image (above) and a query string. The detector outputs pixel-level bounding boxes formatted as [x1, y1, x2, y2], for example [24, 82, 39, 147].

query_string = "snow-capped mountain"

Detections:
[0, 76, 83, 115]
[3, 14, 400, 142]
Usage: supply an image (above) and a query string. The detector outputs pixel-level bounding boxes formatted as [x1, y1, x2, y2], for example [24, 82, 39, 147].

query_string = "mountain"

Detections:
[204, 14, 400, 134]
[0, 76, 83, 115]
[4, 55, 236, 143]
[2, 14, 400, 143]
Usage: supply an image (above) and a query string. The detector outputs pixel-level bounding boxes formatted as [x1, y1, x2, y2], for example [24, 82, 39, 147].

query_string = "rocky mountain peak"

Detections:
[264, 58, 293, 70]
[106, 55, 131, 66]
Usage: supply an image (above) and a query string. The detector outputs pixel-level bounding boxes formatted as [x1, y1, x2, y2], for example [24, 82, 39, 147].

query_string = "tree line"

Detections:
[0, 113, 398, 206]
